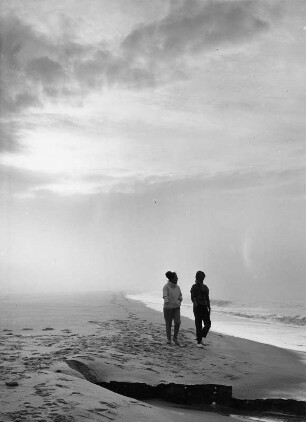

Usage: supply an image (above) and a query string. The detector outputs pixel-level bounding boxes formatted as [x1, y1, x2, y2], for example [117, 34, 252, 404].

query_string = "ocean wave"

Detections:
[211, 299, 232, 306]
[217, 310, 306, 327]
[272, 314, 306, 326]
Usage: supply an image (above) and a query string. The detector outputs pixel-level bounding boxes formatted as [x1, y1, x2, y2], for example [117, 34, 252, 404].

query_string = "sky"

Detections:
[0, 0, 305, 301]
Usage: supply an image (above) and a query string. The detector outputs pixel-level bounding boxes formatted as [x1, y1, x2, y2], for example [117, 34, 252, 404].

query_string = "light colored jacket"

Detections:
[163, 282, 183, 309]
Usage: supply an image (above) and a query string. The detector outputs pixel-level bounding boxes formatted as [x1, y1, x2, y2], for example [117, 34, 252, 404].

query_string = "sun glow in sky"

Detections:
[0, 0, 305, 300]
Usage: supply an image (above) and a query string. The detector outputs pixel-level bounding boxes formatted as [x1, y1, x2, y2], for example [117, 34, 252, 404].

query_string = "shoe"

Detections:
[196, 343, 204, 348]
[166, 340, 172, 345]
[173, 339, 180, 346]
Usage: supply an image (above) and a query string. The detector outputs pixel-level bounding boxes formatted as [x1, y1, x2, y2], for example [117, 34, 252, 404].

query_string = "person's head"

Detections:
[165, 271, 178, 284]
[196, 270, 205, 283]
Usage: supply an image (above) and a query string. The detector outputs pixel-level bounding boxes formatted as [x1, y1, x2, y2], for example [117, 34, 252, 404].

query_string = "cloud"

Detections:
[72, 0, 274, 91]
[0, 1, 277, 112]
[21, 164, 305, 199]
[26, 57, 66, 85]
[0, 1, 291, 172]
[0, 15, 84, 115]
[122, 0, 271, 60]
[74, 50, 118, 88]
[74, 0, 275, 90]
[0, 15, 36, 65]
[0, 91, 41, 114]
[0, 16, 46, 114]
[131, 167, 303, 198]
[74, 50, 156, 89]
[0, 163, 58, 197]
[0, 122, 22, 152]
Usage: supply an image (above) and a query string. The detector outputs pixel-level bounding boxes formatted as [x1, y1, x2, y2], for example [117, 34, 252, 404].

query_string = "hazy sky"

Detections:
[0, 0, 305, 301]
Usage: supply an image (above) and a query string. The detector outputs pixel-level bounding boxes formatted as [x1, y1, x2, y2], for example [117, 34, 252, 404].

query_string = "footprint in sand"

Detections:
[72, 355, 95, 361]
[145, 367, 159, 373]
[225, 374, 240, 380]
[93, 407, 117, 420]
[99, 401, 118, 409]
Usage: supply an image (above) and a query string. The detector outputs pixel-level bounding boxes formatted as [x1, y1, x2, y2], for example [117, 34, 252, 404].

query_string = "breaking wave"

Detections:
[211, 299, 233, 307]
[216, 310, 306, 327]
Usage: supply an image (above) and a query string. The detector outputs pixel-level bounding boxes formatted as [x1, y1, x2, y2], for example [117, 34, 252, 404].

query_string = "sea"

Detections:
[126, 290, 306, 354]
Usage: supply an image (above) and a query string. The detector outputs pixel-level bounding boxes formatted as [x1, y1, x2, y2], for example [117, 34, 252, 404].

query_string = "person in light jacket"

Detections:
[163, 271, 183, 346]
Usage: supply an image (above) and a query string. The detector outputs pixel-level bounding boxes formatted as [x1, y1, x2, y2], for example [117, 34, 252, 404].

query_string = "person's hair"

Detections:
[165, 271, 176, 281]
[196, 270, 205, 281]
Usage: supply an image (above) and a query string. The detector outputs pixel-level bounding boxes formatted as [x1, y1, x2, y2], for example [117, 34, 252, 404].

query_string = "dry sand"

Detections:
[1, 292, 305, 421]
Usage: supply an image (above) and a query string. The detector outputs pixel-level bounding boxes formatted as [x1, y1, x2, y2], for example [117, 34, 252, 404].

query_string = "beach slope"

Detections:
[0, 292, 305, 421]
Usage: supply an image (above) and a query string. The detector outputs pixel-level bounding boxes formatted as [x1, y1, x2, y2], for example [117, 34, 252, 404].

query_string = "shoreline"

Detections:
[124, 294, 306, 400]
[1, 291, 305, 421]
[128, 295, 306, 371]
[126, 291, 306, 354]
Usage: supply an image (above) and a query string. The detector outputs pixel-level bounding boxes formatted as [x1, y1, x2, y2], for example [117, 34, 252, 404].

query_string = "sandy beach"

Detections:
[1, 291, 305, 422]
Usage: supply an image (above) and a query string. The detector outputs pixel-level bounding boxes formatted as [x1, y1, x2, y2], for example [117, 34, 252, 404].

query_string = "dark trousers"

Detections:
[163, 307, 181, 341]
[194, 305, 211, 343]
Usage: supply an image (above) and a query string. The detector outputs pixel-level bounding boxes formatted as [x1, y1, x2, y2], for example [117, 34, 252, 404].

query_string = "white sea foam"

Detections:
[127, 290, 306, 354]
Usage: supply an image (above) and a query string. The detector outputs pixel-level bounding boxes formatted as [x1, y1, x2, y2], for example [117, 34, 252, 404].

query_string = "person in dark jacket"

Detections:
[163, 271, 183, 346]
[190, 270, 211, 348]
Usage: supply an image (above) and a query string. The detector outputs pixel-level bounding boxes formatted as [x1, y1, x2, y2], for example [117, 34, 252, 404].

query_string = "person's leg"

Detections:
[194, 306, 203, 344]
[201, 306, 211, 338]
[173, 307, 181, 341]
[163, 308, 172, 342]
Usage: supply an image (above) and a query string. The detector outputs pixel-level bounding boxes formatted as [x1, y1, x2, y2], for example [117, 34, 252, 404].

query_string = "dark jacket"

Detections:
[190, 282, 210, 308]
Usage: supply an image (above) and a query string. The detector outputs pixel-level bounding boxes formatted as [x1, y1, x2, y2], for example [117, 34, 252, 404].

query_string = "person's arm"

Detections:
[179, 288, 183, 303]
[207, 287, 211, 313]
[190, 285, 197, 306]
[163, 285, 169, 304]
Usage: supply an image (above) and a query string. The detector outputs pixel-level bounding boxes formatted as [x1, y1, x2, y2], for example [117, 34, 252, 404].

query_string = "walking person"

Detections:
[190, 270, 211, 348]
[163, 271, 183, 346]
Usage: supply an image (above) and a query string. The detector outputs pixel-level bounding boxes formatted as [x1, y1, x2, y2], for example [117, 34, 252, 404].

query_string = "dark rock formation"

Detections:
[98, 381, 232, 406]
[66, 359, 306, 417]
